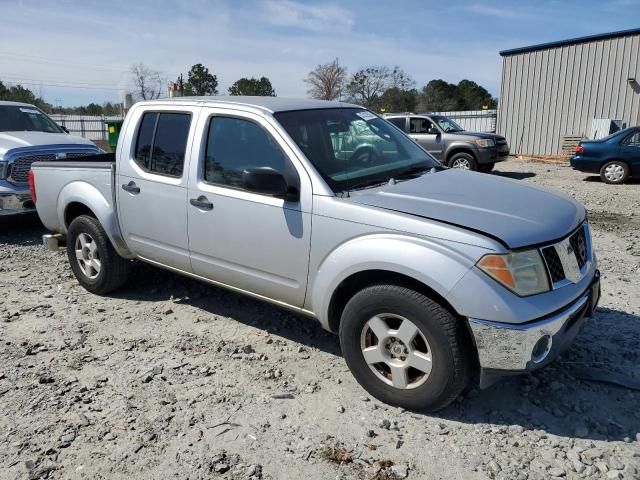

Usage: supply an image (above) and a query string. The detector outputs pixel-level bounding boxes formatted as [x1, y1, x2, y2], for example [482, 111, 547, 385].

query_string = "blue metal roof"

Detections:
[499, 27, 640, 56]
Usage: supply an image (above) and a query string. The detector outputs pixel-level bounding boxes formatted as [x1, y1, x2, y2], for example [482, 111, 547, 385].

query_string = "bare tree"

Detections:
[131, 63, 164, 101]
[305, 58, 347, 100]
[345, 66, 391, 110]
[389, 66, 415, 91]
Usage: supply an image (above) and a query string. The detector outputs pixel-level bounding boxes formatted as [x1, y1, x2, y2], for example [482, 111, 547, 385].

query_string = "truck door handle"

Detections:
[121, 181, 140, 194]
[190, 196, 214, 210]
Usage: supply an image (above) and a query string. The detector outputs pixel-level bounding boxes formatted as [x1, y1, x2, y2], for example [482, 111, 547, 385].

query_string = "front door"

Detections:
[409, 117, 444, 159]
[187, 108, 312, 307]
[117, 106, 199, 271]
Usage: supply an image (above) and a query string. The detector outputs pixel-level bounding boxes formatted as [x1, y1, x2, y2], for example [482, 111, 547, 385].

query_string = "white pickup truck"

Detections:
[32, 97, 600, 411]
[0, 101, 100, 215]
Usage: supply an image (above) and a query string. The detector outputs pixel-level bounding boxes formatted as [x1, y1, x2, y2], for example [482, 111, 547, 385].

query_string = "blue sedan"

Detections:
[570, 127, 640, 184]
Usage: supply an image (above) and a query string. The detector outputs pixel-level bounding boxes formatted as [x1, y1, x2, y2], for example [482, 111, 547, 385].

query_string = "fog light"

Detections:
[531, 335, 552, 364]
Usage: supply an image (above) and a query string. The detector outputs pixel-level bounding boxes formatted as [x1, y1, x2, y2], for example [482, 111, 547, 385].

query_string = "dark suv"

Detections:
[385, 114, 509, 172]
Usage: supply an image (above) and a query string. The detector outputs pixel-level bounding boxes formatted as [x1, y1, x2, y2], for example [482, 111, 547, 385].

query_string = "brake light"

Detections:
[575, 145, 585, 154]
[28, 169, 37, 203]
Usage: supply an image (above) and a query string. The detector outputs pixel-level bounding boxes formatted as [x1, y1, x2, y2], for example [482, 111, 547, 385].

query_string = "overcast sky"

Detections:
[1, 0, 639, 107]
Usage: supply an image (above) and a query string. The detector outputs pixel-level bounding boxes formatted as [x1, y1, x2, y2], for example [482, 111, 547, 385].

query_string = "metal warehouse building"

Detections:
[497, 28, 640, 156]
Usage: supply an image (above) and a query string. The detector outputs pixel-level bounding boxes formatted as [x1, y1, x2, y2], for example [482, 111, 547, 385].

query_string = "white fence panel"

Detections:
[49, 114, 123, 141]
[428, 110, 497, 133]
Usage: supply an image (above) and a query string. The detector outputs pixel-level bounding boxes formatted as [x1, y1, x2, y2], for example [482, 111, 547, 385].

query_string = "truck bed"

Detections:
[31, 157, 116, 235]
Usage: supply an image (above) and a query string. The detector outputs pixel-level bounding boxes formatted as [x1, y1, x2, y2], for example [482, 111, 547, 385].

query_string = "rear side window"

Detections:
[387, 117, 406, 132]
[622, 131, 640, 147]
[134, 112, 191, 177]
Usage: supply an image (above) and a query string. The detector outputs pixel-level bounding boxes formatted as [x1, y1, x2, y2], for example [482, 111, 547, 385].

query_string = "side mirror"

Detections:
[242, 167, 299, 201]
[428, 127, 440, 135]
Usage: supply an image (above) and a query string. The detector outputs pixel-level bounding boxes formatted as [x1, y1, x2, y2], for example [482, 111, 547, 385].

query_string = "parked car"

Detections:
[0, 101, 101, 215]
[570, 126, 640, 184]
[32, 97, 599, 412]
[384, 113, 509, 172]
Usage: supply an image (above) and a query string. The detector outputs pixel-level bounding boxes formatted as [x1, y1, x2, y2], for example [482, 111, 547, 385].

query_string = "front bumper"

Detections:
[476, 145, 509, 164]
[468, 270, 600, 386]
[0, 189, 35, 215]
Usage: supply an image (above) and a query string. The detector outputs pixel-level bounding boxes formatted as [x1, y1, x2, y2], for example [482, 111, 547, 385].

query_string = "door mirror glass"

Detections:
[242, 167, 298, 201]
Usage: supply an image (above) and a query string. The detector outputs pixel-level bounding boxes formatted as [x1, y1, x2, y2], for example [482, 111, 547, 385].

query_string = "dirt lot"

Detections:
[1, 159, 639, 480]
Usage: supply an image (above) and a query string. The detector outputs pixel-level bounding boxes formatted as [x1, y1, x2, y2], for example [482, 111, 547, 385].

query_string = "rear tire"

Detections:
[339, 284, 471, 412]
[448, 152, 477, 171]
[600, 160, 629, 184]
[66, 215, 130, 294]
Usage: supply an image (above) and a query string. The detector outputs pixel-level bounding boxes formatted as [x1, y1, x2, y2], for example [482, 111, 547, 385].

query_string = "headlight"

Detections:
[477, 250, 550, 296]
[0, 161, 8, 179]
[475, 139, 495, 148]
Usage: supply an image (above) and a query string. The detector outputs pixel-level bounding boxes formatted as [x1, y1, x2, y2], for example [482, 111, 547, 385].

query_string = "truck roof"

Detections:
[135, 96, 361, 114]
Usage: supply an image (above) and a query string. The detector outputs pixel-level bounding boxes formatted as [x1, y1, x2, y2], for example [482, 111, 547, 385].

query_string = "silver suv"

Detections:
[385, 113, 509, 172]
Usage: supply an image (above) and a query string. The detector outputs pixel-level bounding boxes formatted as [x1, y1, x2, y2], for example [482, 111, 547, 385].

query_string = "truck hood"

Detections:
[447, 131, 505, 140]
[347, 169, 585, 249]
[0, 131, 96, 156]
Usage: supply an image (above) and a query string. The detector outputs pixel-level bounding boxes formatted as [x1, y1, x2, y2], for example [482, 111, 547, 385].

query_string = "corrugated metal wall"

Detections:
[497, 32, 640, 155]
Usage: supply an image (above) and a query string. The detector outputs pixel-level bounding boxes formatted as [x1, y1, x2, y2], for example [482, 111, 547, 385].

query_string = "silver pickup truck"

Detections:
[0, 101, 100, 215]
[32, 97, 600, 412]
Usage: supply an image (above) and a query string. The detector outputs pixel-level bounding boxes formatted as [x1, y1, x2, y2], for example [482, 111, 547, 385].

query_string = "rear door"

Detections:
[186, 108, 312, 307]
[408, 116, 444, 159]
[116, 105, 199, 271]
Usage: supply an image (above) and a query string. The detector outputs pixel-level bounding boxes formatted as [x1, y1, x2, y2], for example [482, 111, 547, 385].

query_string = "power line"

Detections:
[0, 52, 131, 72]
[1, 74, 125, 89]
[1, 79, 124, 91]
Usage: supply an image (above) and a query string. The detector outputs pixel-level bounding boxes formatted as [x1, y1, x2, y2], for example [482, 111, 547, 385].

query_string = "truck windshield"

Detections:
[0, 106, 64, 133]
[430, 115, 464, 133]
[275, 108, 440, 193]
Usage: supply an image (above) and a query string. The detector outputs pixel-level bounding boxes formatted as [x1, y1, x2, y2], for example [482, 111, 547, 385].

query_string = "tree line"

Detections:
[1, 59, 496, 115]
[305, 58, 497, 112]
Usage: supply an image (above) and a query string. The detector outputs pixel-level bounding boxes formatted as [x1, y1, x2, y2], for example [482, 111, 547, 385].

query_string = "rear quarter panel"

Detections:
[33, 163, 133, 257]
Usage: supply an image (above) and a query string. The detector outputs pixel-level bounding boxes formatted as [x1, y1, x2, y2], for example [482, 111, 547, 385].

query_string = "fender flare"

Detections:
[308, 234, 480, 331]
[57, 181, 134, 258]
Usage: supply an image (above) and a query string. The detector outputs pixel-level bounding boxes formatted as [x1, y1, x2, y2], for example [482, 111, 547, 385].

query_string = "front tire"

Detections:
[600, 160, 629, 184]
[448, 152, 477, 171]
[339, 284, 471, 412]
[66, 215, 131, 294]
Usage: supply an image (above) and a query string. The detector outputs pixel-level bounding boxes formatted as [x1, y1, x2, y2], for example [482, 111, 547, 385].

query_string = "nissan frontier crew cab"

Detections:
[31, 97, 600, 412]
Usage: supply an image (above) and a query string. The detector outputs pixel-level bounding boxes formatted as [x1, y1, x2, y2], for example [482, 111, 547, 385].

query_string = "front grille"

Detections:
[9, 154, 56, 182]
[569, 227, 588, 268]
[8, 151, 95, 183]
[541, 224, 591, 288]
[542, 247, 566, 283]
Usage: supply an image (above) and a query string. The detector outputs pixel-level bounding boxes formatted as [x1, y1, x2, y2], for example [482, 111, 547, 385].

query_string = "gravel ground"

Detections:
[1, 159, 639, 480]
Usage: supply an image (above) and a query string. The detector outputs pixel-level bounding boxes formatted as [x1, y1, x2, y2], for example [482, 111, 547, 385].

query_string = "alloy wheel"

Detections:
[451, 158, 471, 169]
[360, 314, 433, 389]
[75, 232, 101, 279]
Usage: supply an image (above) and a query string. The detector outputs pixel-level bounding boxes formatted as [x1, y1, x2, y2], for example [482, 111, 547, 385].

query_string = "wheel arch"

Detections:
[445, 146, 477, 162]
[57, 181, 134, 258]
[327, 269, 461, 334]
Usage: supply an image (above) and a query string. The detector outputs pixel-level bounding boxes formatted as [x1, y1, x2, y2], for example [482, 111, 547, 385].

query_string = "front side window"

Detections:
[204, 116, 288, 189]
[133, 112, 191, 177]
[275, 108, 439, 193]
